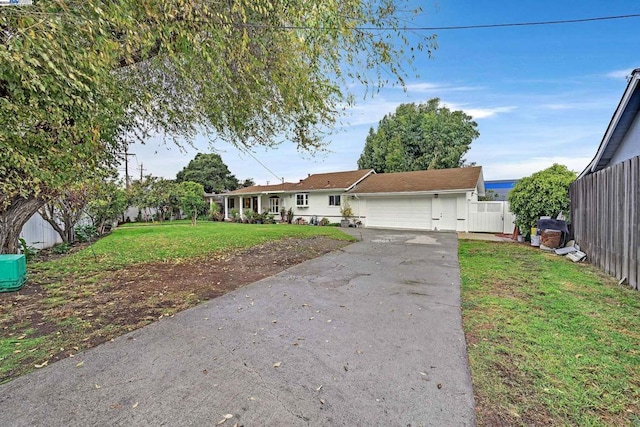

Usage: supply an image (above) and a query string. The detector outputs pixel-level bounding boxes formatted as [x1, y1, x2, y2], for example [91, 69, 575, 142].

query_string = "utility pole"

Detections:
[138, 163, 147, 181]
[120, 144, 136, 190]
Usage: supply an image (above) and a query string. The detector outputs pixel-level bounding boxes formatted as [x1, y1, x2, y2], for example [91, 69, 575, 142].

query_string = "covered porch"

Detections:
[223, 193, 289, 221]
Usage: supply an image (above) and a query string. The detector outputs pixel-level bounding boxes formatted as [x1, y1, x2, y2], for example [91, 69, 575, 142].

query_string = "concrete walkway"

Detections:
[0, 229, 475, 426]
[457, 232, 513, 242]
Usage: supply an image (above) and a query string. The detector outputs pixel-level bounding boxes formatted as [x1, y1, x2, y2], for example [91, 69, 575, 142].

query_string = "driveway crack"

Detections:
[211, 332, 310, 424]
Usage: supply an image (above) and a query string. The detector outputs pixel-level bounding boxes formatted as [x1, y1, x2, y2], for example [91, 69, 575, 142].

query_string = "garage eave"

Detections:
[350, 189, 474, 197]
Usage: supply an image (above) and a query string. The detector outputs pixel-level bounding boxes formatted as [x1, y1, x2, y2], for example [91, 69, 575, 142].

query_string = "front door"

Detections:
[269, 197, 280, 215]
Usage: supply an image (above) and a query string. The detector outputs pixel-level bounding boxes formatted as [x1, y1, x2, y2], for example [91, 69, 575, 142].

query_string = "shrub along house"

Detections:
[224, 166, 485, 231]
[571, 68, 640, 290]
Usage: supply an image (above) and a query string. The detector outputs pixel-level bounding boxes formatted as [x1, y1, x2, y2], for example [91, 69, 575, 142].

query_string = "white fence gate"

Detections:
[468, 201, 516, 234]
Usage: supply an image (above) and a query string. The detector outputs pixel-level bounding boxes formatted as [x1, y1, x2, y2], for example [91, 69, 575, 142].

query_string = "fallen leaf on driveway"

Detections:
[217, 414, 233, 424]
[132, 402, 139, 408]
[316, 385, 323, 391]
[273, 362, 281, 368]
[34, 361, 48, 368]
[76, 361, 84, 368]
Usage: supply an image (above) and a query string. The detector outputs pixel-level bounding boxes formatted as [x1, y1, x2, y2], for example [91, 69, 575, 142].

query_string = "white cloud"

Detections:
[605, 68, 634, 79]
[463, 106, 517, 119]
[404, 82, 481, 93]
[443, 102, 516, 119]
[404, 82, 441, 92]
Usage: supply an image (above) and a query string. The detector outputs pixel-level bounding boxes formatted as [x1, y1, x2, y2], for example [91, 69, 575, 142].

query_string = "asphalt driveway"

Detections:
[0, 229, 475, 426]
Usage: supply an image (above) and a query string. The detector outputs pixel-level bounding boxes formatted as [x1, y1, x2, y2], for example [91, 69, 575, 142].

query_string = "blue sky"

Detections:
[126, 1, 640, 184]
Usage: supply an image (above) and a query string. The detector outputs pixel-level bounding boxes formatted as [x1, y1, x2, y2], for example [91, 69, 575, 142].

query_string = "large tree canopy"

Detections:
[0, 0, 433, 253]
[176, 153, 240, 193]
[357, 99, 479, 172]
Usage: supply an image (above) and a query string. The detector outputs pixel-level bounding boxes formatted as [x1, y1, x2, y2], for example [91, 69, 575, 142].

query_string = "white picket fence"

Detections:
[468, 201, 516, 234]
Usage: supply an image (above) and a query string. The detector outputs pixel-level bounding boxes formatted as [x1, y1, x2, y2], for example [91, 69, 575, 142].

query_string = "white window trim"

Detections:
[329, 195, 341, 206]
[269, 197, 280, 214]
[296, 193, 309, 207]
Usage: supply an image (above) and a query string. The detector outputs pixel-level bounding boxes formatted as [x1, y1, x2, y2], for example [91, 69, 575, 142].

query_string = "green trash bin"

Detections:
[0, 254, 27, 292]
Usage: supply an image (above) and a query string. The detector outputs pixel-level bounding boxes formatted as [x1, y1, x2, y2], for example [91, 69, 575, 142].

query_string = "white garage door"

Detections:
[365, 197, 433, 230]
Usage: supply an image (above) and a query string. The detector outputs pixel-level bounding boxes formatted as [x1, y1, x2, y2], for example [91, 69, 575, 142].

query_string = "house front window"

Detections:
[269, 197, 280, 214]
[228, 198, 235, 210]
[296, 193, 309, 207]
[329, 195, 341, 206]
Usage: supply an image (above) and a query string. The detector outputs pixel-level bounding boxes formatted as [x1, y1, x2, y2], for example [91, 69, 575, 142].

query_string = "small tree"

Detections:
[85, 181, 128, 236]
[340, 200, 354, 226]
[38, 185, 90, 244]
[508, 164, 576, 236]
[178, 181, 206, 226]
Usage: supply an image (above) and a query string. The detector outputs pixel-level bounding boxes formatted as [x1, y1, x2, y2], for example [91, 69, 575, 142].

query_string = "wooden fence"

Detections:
[570, 156, 639, 290]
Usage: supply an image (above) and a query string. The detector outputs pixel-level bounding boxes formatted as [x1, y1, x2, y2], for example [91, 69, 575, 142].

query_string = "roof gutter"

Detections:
[349, 189, 475, 197]
[579, 68, 640, 179]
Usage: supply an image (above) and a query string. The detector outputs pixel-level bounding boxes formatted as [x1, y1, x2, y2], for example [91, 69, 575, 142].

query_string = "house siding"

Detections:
[609, 111, 640, 166]
[287, 191, 359, 222]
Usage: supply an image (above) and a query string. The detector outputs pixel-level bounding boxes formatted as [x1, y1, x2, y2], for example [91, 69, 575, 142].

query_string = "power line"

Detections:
[395, 13, 640, 31]
[237, 147, 283, 183]
[6, 8, 640, 32]
[263, 13, 640, 32]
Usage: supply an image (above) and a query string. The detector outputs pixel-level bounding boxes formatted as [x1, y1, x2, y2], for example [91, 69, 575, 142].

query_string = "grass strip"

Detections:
[459, 240, 640, 426]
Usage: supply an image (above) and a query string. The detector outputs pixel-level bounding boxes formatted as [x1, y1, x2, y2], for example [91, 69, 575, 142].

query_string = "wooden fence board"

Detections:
[570, 156, 640, 290]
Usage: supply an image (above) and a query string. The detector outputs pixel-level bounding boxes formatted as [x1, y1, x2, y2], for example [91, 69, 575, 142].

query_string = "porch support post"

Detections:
[240, 197, 244, 219]
[257, 195, 262, 214]
[224, 196, 229, 220]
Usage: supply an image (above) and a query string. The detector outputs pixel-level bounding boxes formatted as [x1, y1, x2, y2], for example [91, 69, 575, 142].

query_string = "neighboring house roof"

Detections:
[347, 166, 483, 194]
[225, 169, 375, 195]
[580, 68, 640, 178]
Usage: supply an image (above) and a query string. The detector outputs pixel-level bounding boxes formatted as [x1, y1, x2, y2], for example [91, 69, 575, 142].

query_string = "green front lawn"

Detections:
[459, 240, 640, 426]
[38, 221, 353, 275]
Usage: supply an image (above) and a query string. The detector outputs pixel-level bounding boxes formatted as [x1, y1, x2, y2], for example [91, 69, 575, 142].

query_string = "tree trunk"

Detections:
[0, 196, 45, 254]
[39, 203, 69, 244]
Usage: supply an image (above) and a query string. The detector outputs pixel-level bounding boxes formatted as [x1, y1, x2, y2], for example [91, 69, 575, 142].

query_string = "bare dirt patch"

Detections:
[0, 237, 349, 383]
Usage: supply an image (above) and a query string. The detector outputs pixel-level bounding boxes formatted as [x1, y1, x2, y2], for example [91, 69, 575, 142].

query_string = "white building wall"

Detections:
[609, 112, 640, 166]
[287, 191, 360, 222]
